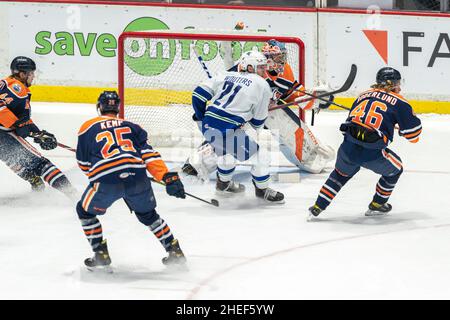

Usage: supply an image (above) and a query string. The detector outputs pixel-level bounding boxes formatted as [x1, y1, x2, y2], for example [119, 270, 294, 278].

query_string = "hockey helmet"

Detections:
[262, 39, 287, 73]
[376, 67, 402, 86]
[97, 91, 120, 115]
[239, 50, 268, 76]
[10, 56, 36, 74]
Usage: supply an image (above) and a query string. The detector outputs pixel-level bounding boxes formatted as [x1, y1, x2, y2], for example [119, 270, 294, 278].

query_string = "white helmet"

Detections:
[239, 50, 268, 74]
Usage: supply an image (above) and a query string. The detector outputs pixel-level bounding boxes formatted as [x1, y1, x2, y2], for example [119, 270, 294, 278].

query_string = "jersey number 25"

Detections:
[96, 127, 136, 159]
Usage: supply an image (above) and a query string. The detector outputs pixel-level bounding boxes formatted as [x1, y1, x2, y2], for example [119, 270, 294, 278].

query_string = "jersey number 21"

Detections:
[213, 81, 242, 109]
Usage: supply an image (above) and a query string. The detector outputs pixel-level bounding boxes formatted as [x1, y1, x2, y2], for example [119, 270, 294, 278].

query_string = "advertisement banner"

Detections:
[0, 2, 316, 88]
[321, 11, 450, 101]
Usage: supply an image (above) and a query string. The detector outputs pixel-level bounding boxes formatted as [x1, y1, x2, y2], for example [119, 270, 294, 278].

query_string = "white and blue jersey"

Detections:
[192, 71, 272, 131]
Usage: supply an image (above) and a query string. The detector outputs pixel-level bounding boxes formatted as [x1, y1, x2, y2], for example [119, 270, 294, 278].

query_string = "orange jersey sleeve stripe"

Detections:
[146, 159, 169, 181]
[0, 106, 19, 128]
[404, 129, 422, 139]
[142, 152, 161, 159]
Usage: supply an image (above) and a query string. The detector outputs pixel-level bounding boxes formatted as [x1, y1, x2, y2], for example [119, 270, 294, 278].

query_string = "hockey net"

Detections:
[118, 31, 305, 163]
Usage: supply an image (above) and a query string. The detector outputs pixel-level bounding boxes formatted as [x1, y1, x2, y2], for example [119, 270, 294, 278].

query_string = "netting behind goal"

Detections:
[118, 31, 305, 161]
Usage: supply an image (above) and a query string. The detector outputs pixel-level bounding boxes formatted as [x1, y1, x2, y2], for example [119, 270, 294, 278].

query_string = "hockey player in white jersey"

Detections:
[192, 51, 284, 203]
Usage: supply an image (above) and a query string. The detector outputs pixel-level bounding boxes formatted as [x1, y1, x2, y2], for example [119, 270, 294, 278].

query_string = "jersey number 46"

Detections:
[350, 100, 387, 130]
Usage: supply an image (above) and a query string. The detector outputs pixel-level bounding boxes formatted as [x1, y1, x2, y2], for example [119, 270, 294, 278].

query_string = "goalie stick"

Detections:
[268, 64, 357, 111]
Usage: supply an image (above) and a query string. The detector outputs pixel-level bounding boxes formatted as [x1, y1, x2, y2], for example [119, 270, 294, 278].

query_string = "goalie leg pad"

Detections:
[265, 109, 334, 174]
[184, 142, 218, 181]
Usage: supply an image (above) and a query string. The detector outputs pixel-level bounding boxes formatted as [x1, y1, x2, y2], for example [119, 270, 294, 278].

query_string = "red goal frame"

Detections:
[118, 31, 305, 120]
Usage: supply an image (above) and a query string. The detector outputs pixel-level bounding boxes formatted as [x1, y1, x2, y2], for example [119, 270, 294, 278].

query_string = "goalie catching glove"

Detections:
[162, 172, 186, 199]
[32, 130, 57, 150]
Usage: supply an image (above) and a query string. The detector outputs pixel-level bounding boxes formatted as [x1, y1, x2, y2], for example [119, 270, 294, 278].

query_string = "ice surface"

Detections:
[0, 102, 449, 299]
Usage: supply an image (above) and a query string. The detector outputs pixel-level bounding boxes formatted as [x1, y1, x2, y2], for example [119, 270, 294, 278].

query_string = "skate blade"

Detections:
[86, 265, 113, 274]
[365, 210, 388, 217]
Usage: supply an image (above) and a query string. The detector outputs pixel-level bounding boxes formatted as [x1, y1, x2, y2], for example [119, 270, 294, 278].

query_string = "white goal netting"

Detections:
[119, 31, 305, 162]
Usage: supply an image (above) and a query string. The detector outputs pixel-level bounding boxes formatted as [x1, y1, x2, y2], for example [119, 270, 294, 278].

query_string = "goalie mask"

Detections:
[97, 91, 120, 115]
[239, 51, 268, 77]
[262, 39, 287, 74]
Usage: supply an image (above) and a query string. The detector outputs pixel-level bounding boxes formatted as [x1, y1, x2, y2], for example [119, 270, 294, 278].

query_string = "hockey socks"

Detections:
[149, 218, 175, 251]
[41, 163, 77, 198]
[135, 210, 175, 251]
[80, 217, 104, 251]
[372, 169, 402, 205]
[314, 169, 352, 210]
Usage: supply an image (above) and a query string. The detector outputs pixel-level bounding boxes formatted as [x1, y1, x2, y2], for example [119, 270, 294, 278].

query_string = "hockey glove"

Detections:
[162, 172, 186, 199]
[33, 130, 57, 150]
[13, 118, 39, 138]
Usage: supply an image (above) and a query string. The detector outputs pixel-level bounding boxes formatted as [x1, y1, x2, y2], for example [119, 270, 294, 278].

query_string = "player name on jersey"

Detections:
[223, 75, 253, 87]
[100, 119, 123, 130]
[356, 91, 399, 105]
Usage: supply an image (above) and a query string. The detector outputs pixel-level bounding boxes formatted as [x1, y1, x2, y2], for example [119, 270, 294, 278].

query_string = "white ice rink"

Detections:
[0, 102, 449, 299]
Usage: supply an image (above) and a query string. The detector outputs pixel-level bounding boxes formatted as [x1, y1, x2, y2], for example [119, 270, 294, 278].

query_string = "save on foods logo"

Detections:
[34, 17, 264, 76]
[123, 17, 263, 76]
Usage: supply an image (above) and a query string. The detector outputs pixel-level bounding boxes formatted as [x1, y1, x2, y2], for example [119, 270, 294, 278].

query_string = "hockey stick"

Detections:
[150, 177, 220, 207]
[193, 47, 212, 79]
[269, 64, 357, 112]
[57, 142, 77, 153]
[52, 141, 219, 207]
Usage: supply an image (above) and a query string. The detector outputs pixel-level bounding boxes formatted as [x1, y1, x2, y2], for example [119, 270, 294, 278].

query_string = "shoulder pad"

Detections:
[5, 77, 29, 98]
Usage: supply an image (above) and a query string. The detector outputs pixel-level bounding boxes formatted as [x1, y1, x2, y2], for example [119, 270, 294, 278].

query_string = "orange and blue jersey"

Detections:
[345, 88, 422, 148]
[76, 116, 169, 183]
[0, 76, 38, 132]
[264, 64, 305, 103]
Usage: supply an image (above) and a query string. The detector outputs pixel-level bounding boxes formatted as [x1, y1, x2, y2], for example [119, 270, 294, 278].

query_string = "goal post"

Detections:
[118, 31, 305, 162]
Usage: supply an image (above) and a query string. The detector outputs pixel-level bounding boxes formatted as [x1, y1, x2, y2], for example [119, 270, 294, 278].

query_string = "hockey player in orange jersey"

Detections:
[76, 91, 187, 271]
[0, 56, 76, 197]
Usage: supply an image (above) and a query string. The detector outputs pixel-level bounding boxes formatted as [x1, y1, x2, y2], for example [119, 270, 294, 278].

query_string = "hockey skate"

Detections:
[365, 201, 392, 217]
[84, 240, 112, 273]
[162, 239, 187, 271]
[28, 175, 45, 192]
[307, 204, 323, 221]
[253, 181, 285, 204]
[216, 174, 245, 195]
